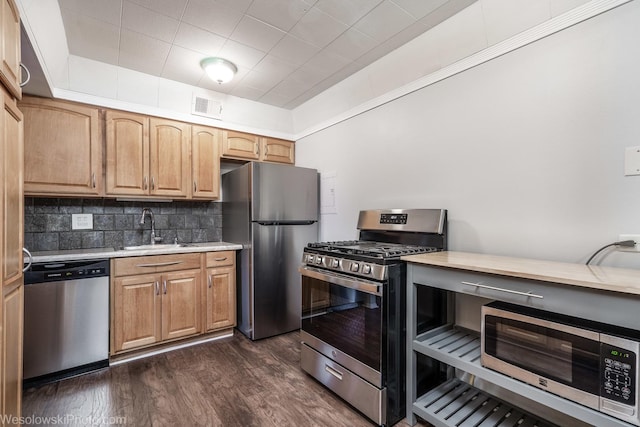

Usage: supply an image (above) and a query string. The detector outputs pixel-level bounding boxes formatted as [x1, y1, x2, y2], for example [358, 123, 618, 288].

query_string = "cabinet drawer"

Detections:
[206, 251, 235, 268]
[113, 253, 201, 277]
[410, 264, 640, 330]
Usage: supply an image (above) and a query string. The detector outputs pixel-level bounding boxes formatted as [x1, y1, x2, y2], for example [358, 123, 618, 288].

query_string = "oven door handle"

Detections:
[300, 266, 382, 296]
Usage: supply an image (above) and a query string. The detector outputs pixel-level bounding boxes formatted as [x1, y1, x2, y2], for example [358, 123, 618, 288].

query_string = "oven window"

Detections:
[484, 315, 600, 394]
[301, 276, 381, 371]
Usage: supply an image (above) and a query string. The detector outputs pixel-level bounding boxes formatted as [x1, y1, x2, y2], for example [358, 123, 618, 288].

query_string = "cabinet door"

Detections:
[149, 118, 190, 198]
[1, 282, 22, 423]
[1, 90, 22, 286]
[261, 137, 295, 164]
[21, 97, 102, 196]
[112, 274, 161, 353]
[221, 130, 260, 160]
[161, 269, 201, 340]
[0, 0, 21, 99]
[191, 125, 220, 199]
[205, 265, 236, 331]
[106, 111, 149, 196]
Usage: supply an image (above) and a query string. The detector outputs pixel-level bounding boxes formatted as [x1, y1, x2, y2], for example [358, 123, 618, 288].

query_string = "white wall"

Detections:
[295, 1, 640, 269]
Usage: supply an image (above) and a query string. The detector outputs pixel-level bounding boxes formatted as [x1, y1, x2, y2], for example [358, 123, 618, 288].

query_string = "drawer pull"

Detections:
[208, 274, 212, 288]
[214, 257, 228, 262]
[163, 280, 167, 294]
[461, 281, 544, 299]
[135, 261, 183, 268]
[324, 365, 343, 381]
[155, 281, 160, 295]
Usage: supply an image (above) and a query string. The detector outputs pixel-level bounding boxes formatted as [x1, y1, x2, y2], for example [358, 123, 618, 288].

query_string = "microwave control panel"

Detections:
[601, 343, 636, 405]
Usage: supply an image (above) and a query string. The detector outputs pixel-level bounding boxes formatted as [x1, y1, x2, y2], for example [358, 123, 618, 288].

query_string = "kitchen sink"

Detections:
[119, 243, 193, 251]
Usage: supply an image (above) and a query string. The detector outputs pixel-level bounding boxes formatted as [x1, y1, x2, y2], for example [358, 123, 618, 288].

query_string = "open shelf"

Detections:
[412, 324, 632, 427]
[414, 377, 556, 427]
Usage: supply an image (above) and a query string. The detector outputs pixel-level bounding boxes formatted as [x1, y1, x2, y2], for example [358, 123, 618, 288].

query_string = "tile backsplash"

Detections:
[24, 198, 222, 252]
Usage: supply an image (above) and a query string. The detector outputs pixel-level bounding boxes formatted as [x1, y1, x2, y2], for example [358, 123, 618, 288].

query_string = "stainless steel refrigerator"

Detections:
[222, 162, 319, 340]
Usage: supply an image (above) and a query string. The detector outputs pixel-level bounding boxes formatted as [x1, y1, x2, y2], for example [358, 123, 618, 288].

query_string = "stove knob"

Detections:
[316, 256, 323, 265]
[362, 264, 372, 275]
[331, 258, 339, 268]
[350, 263, 359, 272]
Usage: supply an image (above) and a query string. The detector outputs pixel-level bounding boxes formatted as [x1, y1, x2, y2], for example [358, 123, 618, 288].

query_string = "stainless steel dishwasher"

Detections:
[24, 259, 110, 386]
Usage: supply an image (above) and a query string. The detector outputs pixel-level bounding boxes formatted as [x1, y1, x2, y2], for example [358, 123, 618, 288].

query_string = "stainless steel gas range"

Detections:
[299, 209, 448, 426]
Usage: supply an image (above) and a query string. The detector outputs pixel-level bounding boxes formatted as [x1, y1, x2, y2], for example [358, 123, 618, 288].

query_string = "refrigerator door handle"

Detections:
[255, 220, 316, 226]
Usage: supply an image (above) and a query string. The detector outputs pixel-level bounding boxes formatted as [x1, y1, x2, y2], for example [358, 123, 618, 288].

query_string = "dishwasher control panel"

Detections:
[25, 259, 110, 284]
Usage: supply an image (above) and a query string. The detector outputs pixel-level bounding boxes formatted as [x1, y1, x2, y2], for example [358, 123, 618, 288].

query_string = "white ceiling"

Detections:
[54, 0, 473, 109]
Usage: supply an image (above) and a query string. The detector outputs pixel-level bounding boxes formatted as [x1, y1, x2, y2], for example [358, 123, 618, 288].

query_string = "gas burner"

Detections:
[305, 240, 438, 260]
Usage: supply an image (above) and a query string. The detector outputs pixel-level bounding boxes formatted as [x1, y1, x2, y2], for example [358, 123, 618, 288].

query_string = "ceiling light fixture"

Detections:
[200, 57, 237, 84]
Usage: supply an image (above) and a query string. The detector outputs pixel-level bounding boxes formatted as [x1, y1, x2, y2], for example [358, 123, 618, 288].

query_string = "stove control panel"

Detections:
[379, 213, 407, 225]
[302, 253, 387, 281]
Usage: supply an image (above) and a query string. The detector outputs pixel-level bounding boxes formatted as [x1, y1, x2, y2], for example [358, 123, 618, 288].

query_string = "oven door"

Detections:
[300, 266, 383, 386]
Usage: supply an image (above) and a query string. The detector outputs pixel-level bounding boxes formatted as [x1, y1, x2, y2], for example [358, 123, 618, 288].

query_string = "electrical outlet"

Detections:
[618, 234, 640, 251]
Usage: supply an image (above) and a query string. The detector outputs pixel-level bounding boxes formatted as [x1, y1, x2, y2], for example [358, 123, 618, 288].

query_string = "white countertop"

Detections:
[27, 242, 244, 263]
[402, 251, 640, 296]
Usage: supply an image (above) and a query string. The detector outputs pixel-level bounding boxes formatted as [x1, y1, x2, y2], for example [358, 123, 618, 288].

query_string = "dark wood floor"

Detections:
[22, 331, 431, 427]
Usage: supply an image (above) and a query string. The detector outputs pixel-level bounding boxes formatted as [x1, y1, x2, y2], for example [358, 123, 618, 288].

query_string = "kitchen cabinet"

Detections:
[111, 253, 202, 354]
[191, 125, 220, 199]
[106, 112, 190, 198]
[204, 251, 235, 331]
[21, 96, 102, 196]
[404, 252, 640, 427]
[0, 0, 21, 100]
[221, 130, 295, 164]
[261, 137, 295, 164]
[0, 84, 23, 424]
[221, 130, 260, 161]
[1, 282, 22, 423]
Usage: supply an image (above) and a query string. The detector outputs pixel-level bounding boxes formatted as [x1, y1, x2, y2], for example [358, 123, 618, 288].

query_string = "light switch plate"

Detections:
[72, 213, 93, 230]
[624, 146, 640, 176]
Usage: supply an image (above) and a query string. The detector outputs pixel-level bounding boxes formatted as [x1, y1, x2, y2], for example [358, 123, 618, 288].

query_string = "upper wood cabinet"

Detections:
[106, 111, 190, 198]
[105, 111, 148, 196]
[21, 97, 102, 196]
[221, 130, 260, 160]
[0, 0, 21, 99]
[261, 137, 295, 164]
[191, 125, 220, 199]
[2, 89, 23, 286]
[221, 130, 294, 164]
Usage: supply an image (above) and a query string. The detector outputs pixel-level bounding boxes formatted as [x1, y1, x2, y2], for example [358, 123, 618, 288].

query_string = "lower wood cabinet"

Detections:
[1, 281, 23, 423]
[111, 251, 237, 355]
[111, 253, 202, 354]
[204, 251, 236, 332]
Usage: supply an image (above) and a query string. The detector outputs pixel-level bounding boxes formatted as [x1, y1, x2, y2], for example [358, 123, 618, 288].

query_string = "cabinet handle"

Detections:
[92, 173, 96, 188]
[214, 257, 227, 262]
[264, 145, 268, 156]
[208, 274, 212, 289]
[155, 281, 160, 295]
[20, 63, 31, 87]
[324, 365, 343, 381]
[255, 143, 259, 156]
[22, 248, 33, 272]
[143, 176, 148, 190]
[461, 281, 544, 299]
[135, 261, 183, 268]
[163, 280, 167, 294]
[194, 181, 197, 193]
[151, 177, 155, 190]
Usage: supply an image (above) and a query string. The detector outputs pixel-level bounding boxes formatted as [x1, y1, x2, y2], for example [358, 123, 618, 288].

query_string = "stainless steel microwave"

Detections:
[481, 301, 640, 426]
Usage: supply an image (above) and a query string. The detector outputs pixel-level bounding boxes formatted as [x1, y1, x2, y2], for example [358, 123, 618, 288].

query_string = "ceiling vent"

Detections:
[192, 94, 222, 120]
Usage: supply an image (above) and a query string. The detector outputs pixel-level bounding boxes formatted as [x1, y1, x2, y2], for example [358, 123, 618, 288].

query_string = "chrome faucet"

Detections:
[140, 208, 161, 245]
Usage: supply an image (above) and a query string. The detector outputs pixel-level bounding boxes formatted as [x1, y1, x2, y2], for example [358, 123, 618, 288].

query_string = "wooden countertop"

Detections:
[402, 251, 640, 296]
